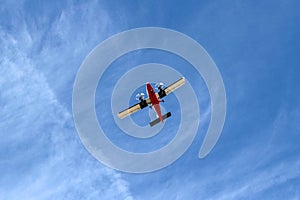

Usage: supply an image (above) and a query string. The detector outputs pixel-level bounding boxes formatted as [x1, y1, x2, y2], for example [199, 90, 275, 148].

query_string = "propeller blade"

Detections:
[155, 82, 164, 90]
[135, 93, 145, 101]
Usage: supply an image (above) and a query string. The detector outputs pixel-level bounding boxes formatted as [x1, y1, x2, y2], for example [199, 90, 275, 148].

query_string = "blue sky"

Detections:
[1, 0, 299, 199]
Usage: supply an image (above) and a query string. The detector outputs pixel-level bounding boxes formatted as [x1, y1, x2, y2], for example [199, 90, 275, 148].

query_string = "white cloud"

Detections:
[203, 108, 300, 199]
[0, 1, 133, 199]
[133, 105, 300, 200]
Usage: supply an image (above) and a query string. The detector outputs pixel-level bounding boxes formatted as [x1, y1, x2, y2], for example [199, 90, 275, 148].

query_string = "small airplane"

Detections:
[117, 77, 185, 127]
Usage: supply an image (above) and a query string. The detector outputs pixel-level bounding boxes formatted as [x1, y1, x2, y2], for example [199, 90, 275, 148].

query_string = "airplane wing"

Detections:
[157, 77, 185, 99]
[117, 98, 151, 119]
[117, 77, 185, 119]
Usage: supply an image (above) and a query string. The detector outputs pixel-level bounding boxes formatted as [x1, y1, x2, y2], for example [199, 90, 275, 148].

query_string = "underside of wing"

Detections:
[117, 98, 151, 119]
[158, 77, 185, 99]
[164, 77, 185, 95]
[118, 77, 185, 119]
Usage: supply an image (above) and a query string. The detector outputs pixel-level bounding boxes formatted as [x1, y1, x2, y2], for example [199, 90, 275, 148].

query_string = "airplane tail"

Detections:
[149, 112, 171, 127]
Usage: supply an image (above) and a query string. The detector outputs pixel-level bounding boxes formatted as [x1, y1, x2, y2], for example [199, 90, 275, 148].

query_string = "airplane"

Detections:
[117, 77, 185, 127]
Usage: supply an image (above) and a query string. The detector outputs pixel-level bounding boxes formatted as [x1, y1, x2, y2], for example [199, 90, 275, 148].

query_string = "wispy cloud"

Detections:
[132, 105, 300, 200]
[207, 108, 299, 199]
[0, 1, 133, 199]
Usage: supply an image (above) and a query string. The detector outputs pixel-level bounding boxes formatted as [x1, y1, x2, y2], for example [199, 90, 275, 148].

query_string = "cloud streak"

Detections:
[0, 1, 133, 199]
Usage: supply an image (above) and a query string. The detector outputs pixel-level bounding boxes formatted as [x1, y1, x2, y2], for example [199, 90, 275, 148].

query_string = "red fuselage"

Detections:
[146, 83, 163, 123]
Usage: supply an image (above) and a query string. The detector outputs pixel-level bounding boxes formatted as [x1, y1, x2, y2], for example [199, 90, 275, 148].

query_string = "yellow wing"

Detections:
[117, 98, 151, 119]
[164, 77, 186, 95]
[117, 77, 185, 119]
[157, 77, 186, 99]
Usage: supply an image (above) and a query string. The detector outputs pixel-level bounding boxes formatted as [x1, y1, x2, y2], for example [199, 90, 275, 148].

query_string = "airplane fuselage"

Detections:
[146, 83, 163, 123]
[117, 77, 185, 126]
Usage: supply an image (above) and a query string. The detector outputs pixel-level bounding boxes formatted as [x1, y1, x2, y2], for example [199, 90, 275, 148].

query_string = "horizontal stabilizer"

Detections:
[149, 112, 171, 127]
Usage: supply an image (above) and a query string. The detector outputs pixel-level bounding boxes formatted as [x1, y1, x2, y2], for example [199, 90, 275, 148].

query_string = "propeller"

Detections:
[135, 93, 145, 101]
[155, 82, 164, 90]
